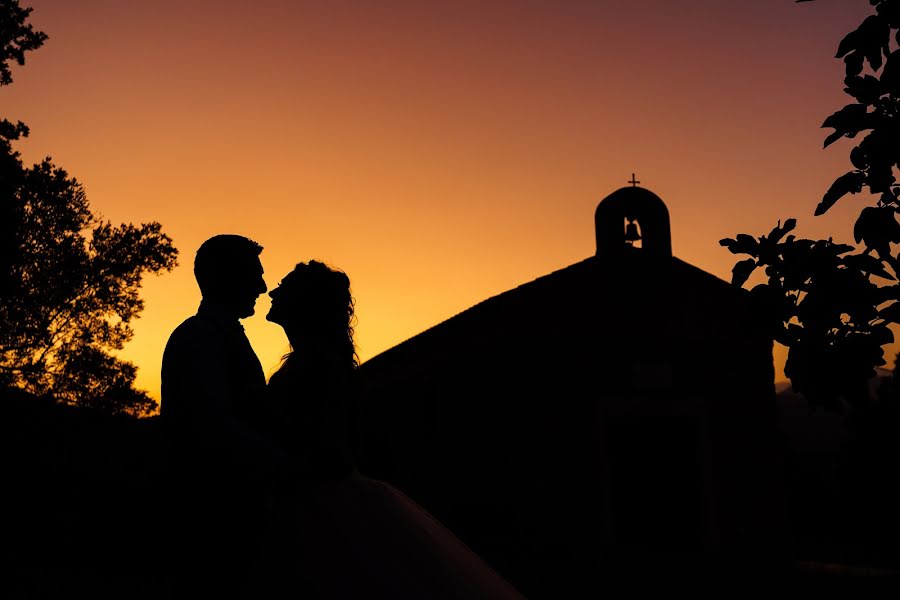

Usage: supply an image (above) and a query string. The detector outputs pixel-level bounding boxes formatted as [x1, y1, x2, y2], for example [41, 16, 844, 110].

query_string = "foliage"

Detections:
[720, 0, 900, 411]
[0, 155, 178, 414]
[0, 2, 178, 416]
[0, 0, 44, 304]
[721, 220, 895, 410]
[0, 0, 47, 86]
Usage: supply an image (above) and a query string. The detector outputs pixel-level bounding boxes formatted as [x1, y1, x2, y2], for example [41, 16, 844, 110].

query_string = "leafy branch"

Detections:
[721, 0, 900, 411]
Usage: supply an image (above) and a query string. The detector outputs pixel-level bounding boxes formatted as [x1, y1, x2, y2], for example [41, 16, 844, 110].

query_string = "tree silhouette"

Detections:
[0, 1, 178, 415]
[0, 0, 46, 86]
[0, 0, 46, 304]
[720, 0, 900, 412]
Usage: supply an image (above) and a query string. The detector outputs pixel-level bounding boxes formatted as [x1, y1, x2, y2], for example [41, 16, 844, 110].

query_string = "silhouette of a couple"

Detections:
[160, 234, 525, 599]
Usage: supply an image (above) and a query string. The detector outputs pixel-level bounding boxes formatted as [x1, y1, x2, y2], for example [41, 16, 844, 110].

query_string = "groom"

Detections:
[160, 234, 287, 595]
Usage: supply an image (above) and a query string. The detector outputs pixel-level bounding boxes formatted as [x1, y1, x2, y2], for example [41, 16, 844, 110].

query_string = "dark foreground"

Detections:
[3, 388, 899, 598]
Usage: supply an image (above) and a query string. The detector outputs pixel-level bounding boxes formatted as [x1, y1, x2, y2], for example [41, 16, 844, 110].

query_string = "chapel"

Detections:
[356, 182, 790, 593]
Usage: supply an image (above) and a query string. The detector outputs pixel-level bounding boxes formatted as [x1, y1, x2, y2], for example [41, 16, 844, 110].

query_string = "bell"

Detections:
[624, 220, 641, 244]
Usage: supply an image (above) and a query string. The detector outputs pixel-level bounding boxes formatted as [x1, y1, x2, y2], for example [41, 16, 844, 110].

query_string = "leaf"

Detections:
[845, 50, 865, 78]
[821, 104, 871, 149]
[836, 16, 888, 68]
[830, 243, 856, 255]
[871, 324, 895, 345]
[823, 130, 845, 148]
[821, 103, 867, 131]
[849, 145, 869, 169]
[736, 233, 758, 252]
[843, 75, 882, 105]
[861, 15, 890, 70]
[881, 301, 900, 324]
[881, 49, 900, 92]
[816, 171, 866, 215]
[867, 160, 897, 194]
[731, 258, 757, 288]
[876, 283, 900, 304]
[883, 209, 900, 243]
[720, 234, 758, 256]
[836, 23, 861, 58]
[866, 47, 884, 73]
[855, 206, 879, 243]
[878, 0, 900, 27]
[844, 252, 895, 280]
[767, 218, 797, 243]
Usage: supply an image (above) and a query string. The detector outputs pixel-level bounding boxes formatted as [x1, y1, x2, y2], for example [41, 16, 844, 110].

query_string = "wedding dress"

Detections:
[260, 351, 526, 599]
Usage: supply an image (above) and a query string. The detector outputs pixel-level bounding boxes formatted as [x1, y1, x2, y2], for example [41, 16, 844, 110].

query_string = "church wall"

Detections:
[357, 257, 790, 588]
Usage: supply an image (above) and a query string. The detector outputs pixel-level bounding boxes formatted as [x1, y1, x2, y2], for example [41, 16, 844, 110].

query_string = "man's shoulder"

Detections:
[164, 314, 224, 353]
[170, 313, 217, 336]
[174, 313, 215, 332]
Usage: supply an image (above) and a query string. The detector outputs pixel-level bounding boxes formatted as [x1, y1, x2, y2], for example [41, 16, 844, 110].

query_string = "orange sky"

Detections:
[3, 0, 885, 401]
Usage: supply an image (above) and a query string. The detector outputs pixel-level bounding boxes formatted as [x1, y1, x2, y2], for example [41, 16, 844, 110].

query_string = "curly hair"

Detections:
[280, 260, 359, 370]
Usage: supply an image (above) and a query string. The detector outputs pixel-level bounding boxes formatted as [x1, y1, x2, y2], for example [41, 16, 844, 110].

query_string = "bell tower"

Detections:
[594, 177, 672, 259]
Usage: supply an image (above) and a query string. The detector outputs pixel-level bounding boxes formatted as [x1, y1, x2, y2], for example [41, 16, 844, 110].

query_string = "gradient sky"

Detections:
[3, 0, 883, 401]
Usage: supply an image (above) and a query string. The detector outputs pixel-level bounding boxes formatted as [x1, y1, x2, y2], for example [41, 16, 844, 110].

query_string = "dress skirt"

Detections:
[261, 470, 526, 599]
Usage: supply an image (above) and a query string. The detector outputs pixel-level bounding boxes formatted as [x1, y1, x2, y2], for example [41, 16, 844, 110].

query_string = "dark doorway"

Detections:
[605, 414, 708, 551]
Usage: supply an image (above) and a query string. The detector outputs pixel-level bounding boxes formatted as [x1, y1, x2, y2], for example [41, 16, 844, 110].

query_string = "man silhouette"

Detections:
[160, 234, 285, 596]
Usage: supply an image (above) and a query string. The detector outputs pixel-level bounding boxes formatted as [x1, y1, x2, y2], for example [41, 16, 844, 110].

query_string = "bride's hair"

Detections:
[280, 260, 359, 371]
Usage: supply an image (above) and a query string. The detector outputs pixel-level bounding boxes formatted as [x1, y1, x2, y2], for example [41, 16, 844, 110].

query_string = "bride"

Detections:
[260, 260, 526, 599]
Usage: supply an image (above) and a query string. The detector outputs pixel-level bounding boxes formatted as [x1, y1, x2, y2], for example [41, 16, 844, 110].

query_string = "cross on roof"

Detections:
[628, 173, 640, 187]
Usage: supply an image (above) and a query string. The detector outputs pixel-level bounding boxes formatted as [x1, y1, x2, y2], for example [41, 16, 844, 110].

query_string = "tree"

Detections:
[718, 2, 900, 563]
[720, 0, 900, 412]
[1, 0, 47, 302]
[0, 1, 178, 416]
[0, 0, 46, 85]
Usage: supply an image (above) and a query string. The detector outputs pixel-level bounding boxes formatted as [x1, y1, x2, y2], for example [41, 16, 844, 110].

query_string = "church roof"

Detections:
[361, 251, 750, 373]
[360, 183, 760, 378]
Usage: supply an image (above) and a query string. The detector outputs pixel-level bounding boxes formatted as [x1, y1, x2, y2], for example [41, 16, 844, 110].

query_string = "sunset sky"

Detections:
[4, 0, 883, 401]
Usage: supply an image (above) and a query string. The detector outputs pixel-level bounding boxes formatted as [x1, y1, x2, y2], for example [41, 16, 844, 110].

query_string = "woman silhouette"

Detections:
[262, 260, 526, 599]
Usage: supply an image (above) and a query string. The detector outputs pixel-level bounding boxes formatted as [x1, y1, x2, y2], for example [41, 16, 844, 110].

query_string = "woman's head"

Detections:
[267, 260, 357, 366]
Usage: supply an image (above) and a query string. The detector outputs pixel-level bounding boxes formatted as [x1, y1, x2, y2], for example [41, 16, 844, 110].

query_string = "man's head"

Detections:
[194, 234, 266, 318]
